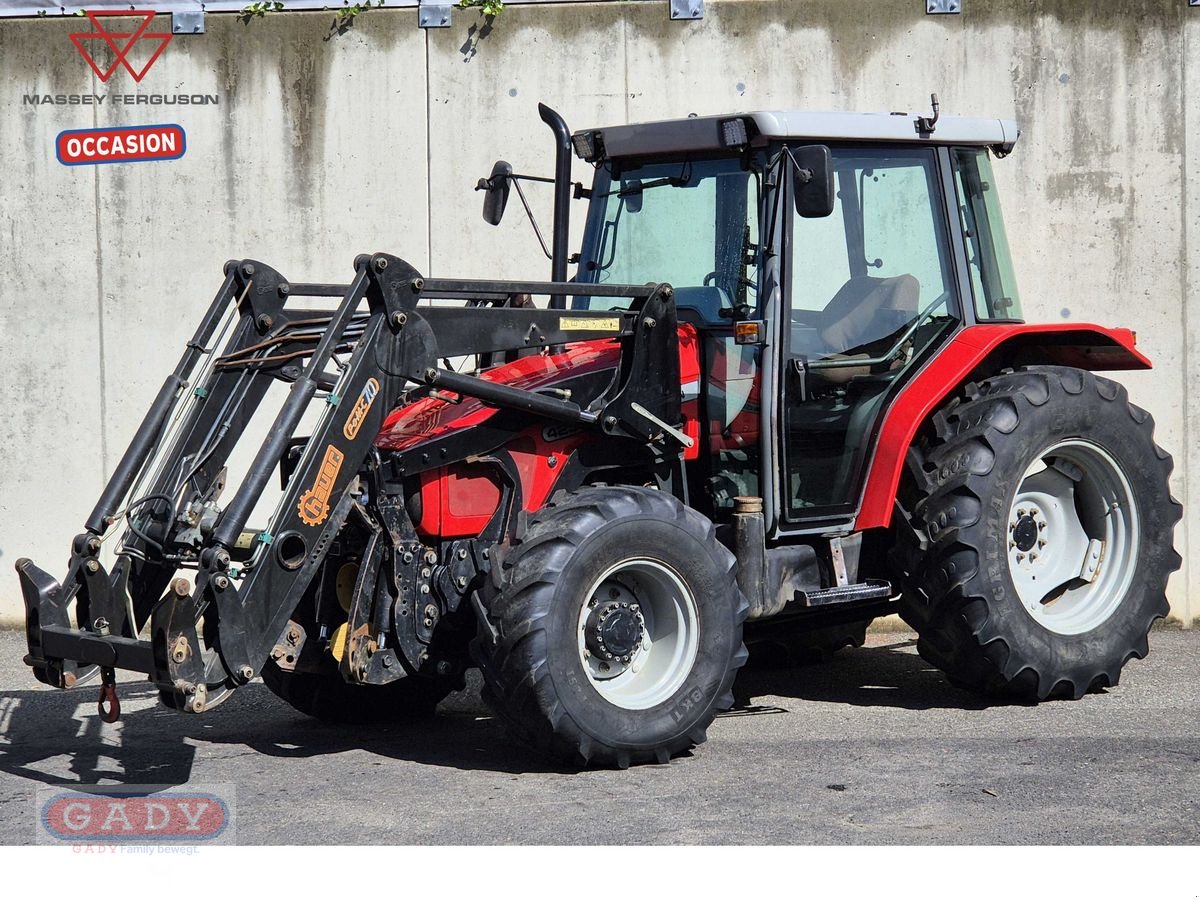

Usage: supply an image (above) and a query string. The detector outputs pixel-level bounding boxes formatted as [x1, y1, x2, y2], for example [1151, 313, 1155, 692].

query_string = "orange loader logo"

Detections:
[297, 444, 345, 527]
[343, 377, 380, 441]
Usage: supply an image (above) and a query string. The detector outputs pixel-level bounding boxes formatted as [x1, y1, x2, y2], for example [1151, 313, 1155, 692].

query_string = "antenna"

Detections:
[916, 93, 941, 136]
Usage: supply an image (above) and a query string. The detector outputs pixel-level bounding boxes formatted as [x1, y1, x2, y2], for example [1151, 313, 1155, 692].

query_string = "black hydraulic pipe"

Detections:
[85, 270, 239, 534]
[212, 268, 370, 549]
[421, 277, 653, 299]
[287, 283, 352, 297]
[428, 368, 600, 426]
[539, 103, 573, 310]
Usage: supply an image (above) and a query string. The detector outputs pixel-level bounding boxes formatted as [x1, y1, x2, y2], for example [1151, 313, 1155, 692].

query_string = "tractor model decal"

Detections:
[343, 378, 380, 441]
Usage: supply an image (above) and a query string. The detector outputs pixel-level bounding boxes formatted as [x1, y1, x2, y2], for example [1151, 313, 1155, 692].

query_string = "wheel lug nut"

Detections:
[1016, 553, 1025, 562]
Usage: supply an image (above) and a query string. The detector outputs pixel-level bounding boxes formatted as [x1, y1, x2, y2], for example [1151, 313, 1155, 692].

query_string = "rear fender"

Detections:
[855, 323, 1150, 530]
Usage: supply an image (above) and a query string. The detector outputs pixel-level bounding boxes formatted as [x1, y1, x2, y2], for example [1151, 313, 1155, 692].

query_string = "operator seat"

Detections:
[810, 274, 919, 384]
[817, 274, 920, 354]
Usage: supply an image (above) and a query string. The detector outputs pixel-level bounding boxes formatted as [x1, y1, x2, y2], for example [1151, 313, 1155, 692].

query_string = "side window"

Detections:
[860, 164, 950, 309]
[951, 148, 1024, 321]
[789, 174, 851, 312]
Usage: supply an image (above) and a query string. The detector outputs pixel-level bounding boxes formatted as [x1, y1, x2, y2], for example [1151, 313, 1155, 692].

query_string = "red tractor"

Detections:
[18, 100, 1180, 767]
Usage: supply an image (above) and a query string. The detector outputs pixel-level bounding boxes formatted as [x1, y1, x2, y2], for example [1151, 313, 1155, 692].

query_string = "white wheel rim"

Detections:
[1006, 439, 1139, 636]
[576, 558, 700, 710]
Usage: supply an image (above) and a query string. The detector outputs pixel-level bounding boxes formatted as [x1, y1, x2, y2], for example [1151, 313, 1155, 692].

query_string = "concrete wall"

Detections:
[0, 0, 1195, 622]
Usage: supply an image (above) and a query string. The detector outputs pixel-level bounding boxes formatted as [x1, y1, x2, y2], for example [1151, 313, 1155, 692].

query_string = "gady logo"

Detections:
[37, 786, 235, 844]
[70, 10, 173, 83]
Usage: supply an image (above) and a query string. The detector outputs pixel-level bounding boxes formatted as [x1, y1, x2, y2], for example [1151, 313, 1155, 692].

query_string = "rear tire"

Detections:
[474, 486, 749, 767]
[892, 366, 1181, 699]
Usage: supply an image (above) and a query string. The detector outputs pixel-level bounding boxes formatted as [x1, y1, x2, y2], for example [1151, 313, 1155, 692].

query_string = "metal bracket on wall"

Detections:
[926, 0, 962, 13]
[669, 0, 704, 20]
[171, 10, 205, 33]
[418, 1, 451, 28]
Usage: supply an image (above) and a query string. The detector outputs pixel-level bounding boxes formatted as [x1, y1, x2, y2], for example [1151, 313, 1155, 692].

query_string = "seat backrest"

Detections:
[818, 275, 920, 354]
[673, 286, 732, 325]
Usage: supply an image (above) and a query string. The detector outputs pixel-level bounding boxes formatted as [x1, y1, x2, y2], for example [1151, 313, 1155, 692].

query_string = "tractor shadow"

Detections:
[0, 672, 572, 791]
[731, 637, 1035, 712]
[0, 638, 1027, 790]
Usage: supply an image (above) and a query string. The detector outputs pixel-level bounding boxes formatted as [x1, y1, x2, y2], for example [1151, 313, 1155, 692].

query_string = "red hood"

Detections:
[374, 339, 621, 452]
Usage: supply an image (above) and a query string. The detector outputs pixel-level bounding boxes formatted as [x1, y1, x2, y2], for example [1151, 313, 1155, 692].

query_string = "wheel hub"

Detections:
[1011, 511, 1041, 554]
[585, 599, 645, 664]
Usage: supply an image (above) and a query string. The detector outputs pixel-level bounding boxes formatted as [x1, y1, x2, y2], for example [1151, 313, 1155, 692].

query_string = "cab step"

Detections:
[795, 579, 893, 608]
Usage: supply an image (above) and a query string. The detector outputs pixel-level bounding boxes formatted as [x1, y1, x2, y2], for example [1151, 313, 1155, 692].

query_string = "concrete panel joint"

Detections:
[419, 1, 452, 27]
[669, 0, 704, 21]
[926, 0, 962, 13]
[171, 11, 205, 34]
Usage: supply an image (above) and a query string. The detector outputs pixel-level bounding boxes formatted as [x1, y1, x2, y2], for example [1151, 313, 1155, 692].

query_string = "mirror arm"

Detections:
[510, 177, 554, 262]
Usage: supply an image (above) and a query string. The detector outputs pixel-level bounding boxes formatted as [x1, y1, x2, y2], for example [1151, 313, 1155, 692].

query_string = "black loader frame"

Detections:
[19, 251, 685, 719]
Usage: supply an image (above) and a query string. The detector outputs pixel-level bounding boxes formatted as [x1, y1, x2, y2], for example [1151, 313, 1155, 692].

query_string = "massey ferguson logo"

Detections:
[70, 11, 173, 83]
[343, 378, 380, 441]
[297, 444, 345, 527]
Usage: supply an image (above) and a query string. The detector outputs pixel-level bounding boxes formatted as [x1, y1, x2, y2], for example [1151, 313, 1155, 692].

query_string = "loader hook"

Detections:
[97, 667, 120, 723]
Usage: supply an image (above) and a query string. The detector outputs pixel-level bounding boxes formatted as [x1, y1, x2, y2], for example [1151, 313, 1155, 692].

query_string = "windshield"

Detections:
[574, 157, 760, 319]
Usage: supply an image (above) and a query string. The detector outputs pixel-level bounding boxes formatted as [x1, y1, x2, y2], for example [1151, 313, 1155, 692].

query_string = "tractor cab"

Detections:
[567, 106, 1023, 532]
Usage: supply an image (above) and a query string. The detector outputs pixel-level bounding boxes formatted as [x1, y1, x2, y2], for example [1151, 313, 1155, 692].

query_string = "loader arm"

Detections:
[19, 252, 682, 715]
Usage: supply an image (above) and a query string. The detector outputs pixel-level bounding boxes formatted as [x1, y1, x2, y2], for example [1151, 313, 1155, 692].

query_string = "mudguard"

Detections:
[855, 322, 1150, 530]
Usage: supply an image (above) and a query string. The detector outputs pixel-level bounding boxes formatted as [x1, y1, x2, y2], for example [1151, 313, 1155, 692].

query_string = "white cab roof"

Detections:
[584, 109, 1020, 161]
[750, 110, 1019, 148]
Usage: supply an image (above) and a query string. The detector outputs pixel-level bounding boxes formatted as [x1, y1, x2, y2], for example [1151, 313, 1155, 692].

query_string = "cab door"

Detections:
[777, 146, 964, 527]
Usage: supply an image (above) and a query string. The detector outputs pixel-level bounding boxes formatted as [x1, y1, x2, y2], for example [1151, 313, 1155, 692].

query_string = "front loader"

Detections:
[19, 100, 1180, 767]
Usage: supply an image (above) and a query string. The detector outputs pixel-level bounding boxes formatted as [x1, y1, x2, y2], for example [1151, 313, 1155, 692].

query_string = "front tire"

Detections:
[892, 366, 1181, 700]
[474, 486, 749, 767]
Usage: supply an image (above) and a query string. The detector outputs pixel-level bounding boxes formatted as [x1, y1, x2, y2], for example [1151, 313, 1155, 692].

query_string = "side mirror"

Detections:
[792, 145, 834, 218]
[477, 160, 513, 226]
[619, 178, 643, 214]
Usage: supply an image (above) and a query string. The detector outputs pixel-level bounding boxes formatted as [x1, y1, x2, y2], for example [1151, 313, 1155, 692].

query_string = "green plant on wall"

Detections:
[239, 1, 285, 23]
[458, 0, 504, 17]
[326, 0, 386, 39]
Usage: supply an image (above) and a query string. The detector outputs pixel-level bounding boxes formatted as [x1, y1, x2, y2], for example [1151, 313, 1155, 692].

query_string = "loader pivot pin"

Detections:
[97, 667, 120, 724]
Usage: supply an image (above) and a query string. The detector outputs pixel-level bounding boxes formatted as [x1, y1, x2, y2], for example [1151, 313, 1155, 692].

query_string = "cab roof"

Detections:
[572, 109, 1021, 163]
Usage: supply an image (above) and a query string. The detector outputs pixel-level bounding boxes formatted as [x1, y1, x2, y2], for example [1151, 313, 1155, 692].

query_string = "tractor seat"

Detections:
[673, 286, 732, 325]
[817, 274, 919, 355]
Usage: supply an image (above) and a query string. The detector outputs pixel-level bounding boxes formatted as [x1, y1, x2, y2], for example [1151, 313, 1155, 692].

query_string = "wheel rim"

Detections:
[1006, 439, 1140, 636]
[576, 558, 700, 710]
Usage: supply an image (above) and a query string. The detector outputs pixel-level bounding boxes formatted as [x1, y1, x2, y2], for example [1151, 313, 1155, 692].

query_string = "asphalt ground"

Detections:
[0, 627, 1197, 845]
